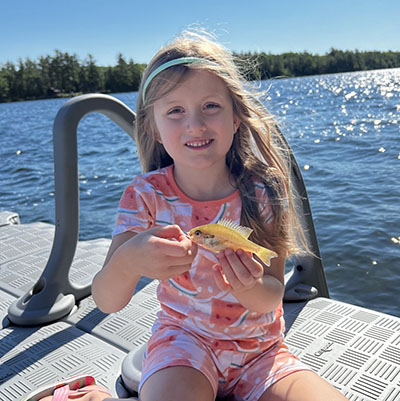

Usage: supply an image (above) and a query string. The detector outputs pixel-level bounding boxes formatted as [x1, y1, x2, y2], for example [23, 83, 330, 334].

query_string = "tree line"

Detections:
[0, 51, 145, 102]
[235, 48, 400, 80]
[1, 49, 399, 102]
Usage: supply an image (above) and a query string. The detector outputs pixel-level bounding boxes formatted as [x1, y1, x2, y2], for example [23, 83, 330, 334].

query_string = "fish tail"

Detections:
[257, 247, 278, 267]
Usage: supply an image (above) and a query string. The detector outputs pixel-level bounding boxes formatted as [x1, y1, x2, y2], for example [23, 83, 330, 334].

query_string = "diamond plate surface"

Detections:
[66, 280, 160, 352]
[1, 219, 400, 400]
[284, 299, 400, 400]
[0, 322, 126, 400]
[0, 224, 110, 297]
[0, 223, 54, 265]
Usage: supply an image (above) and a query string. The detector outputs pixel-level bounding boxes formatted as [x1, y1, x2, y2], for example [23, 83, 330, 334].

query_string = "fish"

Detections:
[188, 218, 277, 267]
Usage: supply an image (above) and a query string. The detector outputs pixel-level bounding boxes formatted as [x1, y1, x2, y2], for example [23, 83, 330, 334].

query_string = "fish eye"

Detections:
[194, 230, 202, 237]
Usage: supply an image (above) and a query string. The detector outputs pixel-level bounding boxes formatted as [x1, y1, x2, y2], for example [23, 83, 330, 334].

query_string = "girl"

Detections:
[91, 31, 348, 401]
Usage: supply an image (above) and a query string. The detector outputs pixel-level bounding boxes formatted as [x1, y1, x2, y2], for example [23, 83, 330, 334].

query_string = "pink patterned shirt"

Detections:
[114, 165, 284, 347]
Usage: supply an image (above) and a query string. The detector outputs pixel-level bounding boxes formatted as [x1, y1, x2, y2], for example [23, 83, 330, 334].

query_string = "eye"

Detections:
[195, 230, 202, 237]
[204, 103, 220, 111]
[167, 106, 184, 115]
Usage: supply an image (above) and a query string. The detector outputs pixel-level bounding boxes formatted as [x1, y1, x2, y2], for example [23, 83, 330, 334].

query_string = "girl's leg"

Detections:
[140, 366, 214, 401]
[259, 370, 348, 401]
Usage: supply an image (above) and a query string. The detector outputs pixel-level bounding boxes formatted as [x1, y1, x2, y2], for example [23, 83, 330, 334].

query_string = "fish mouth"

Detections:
[185, 139, 213, 149]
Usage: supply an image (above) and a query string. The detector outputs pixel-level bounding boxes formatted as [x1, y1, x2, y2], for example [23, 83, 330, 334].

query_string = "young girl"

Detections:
[91, 31, 348, 401]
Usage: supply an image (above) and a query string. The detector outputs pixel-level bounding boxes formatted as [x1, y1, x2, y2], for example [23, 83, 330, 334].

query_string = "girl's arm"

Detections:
[213, 249, 286, 314]
[92, 230, 139, 313]
[92, 225, 197, 314]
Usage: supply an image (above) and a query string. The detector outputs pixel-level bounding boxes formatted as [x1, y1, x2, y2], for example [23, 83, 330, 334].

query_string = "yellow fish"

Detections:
[188, 219, 277, 267]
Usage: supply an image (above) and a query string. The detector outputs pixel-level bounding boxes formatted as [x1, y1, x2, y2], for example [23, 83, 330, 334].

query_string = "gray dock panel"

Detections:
[65, 280, 160, 352]
[0, 223, 110, 298]
[0, 322, 126, 400]
[284, 299, 400, 400]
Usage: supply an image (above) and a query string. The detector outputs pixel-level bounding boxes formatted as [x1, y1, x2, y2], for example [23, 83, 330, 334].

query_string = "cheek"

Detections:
[155, 121, 176, 145]
[220, 112, 239, 134]
[157, 132, 180, 158]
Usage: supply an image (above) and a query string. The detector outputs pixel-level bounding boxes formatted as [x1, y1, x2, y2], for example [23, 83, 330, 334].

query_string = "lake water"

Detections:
[0, 69, 399, 317]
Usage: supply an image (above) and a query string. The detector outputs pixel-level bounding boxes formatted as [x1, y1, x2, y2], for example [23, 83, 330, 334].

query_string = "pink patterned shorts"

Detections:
[139, 323, 309, 401]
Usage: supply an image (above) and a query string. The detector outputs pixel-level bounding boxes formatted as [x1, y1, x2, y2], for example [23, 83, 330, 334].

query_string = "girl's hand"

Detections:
[213, 249, 264, 294]
[117, 224, 198, 280]
[93, 224, 197, 313]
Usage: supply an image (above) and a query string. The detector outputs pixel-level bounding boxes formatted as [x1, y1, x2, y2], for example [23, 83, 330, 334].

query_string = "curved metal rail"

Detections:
[8, 94, 136, 325]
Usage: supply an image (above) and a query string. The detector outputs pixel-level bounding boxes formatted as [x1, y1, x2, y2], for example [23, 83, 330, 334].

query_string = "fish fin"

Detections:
[217, 218, 253, 239]
[257, 247, 278, 267]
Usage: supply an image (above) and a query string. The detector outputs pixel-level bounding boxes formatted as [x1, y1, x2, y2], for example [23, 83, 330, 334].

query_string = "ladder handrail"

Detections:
[283, 142, 330, 301]
[8, 94, 136, 325]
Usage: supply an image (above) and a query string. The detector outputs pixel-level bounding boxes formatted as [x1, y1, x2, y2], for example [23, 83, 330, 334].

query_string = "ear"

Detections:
[153, 130, 162, 144]
[233, 114, 241, 133]
[146, 118, 162, 144]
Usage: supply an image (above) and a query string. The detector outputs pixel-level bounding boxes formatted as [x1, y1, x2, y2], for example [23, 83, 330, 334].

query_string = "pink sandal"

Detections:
[22, 375, 113, 401]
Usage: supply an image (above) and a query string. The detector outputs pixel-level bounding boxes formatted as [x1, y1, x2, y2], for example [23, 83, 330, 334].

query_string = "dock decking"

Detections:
[1, 211, 400, 400]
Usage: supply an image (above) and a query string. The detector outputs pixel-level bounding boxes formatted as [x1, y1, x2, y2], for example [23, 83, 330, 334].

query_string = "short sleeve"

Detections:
[112, 177, 156, 237]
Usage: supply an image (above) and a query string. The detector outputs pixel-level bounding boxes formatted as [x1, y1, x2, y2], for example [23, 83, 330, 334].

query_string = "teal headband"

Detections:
[141, 57, 215, 103]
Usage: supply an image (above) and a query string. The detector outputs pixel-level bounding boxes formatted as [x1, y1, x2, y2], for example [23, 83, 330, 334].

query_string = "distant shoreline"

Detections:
[4, 67, 400, 105]
[1, 49, 399, 103]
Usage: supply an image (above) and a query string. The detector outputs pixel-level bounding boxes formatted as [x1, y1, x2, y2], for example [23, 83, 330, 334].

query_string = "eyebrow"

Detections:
[161, 93, 226, 106]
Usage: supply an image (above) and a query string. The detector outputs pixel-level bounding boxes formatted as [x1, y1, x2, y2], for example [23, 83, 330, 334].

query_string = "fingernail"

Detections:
[213, 264, 222, 272]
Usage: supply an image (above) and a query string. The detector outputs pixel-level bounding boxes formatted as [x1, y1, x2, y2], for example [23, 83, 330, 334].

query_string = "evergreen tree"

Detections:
[80, 54, 104, 93]
[0, 71, 9, 102]
[2, 62, 18, 100]
[113, 53, 131, 92]
[38, 55, 51, 96]
[128, 58, 143, 91]
[23, 58, 43, 99]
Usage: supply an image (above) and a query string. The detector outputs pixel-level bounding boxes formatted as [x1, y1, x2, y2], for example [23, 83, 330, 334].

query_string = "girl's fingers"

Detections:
[168, 263, 195, 277]
[152, 224, 185, 239]
[146, 259, 193, 280]
[236, 250, 264, 279]
[156, 237, 196, 257]
[181, 235, 198, 258]
[212, 265, 231, 292]
[216, 250, 245, 290]
[149, 225, 197, 257]
[164, 252, 196, 267]
[217, 249, 263, 290]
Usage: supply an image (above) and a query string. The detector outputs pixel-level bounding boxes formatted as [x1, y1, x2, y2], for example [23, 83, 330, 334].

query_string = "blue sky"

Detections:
[1, 0, 399, 66]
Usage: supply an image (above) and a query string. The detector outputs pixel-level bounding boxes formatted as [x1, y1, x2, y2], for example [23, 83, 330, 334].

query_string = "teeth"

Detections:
[186, 140, 211, 147]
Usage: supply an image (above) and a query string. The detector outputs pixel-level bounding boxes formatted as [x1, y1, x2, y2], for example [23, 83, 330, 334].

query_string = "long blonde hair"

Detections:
[135, 30, 306, 256]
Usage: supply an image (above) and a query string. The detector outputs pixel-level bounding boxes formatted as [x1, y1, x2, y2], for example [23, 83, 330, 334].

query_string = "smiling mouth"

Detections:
[185, 139, 213, 148]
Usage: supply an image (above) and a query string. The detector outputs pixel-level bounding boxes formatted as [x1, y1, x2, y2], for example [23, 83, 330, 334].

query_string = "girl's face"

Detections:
[153, 70, 240, 175]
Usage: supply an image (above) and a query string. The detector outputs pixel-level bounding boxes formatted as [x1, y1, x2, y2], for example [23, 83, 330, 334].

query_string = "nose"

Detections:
[186, 111, 206, 134]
